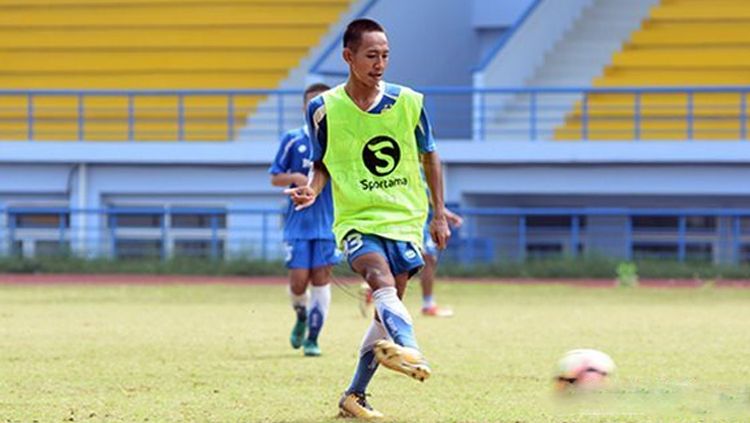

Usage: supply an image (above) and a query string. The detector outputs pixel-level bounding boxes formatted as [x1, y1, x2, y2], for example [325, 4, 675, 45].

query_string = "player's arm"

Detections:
[422, 151, 450, 249]
[269, 132, 308, 188]
[271, 172, 308, 188]
[285, 95, 327, 210]
[416, 107, 451, 249]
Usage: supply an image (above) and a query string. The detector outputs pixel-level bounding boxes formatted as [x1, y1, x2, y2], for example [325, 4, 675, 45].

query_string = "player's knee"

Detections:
[310, 267, 332, 286]
[363, 267, 394, 290]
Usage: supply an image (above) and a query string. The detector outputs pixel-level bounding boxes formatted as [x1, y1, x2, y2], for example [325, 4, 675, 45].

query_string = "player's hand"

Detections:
[445, 209, 464, 228]
[429, 213, 451, 250]
[284, 186, 317, 211]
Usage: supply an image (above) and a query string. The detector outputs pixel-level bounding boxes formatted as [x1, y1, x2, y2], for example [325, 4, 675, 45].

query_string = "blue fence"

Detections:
[1, 86, 748, 142]
[2, 206, 749, 265]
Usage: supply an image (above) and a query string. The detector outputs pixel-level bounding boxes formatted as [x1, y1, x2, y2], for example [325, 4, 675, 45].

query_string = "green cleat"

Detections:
[303, 339, 321, 357]
[290, 320, 306, 349]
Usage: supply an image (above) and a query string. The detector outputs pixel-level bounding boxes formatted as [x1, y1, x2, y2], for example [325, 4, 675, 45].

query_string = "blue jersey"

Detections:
[269, 126, 335, 241]
[306, 82, 437, 162]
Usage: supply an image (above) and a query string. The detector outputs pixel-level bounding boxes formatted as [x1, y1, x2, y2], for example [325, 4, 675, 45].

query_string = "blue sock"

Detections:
[422, 294, 434, 309]
[307, 285, 330, 343]
[307, 306, 323, 342]
[373, 287, 419, 350]
[347, 349, 379, 394]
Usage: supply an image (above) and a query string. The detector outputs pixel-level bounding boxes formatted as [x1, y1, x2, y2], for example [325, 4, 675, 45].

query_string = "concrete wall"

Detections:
[310, 0, 482, 138]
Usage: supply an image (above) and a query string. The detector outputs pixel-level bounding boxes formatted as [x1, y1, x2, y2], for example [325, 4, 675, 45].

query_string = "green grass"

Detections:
[1, 281, 749, 422]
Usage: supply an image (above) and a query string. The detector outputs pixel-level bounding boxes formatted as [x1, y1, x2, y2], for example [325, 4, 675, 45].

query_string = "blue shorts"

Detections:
[284, 239, 341, 269]
[342, 231, 424, 278]
[423, 226, 438, 257]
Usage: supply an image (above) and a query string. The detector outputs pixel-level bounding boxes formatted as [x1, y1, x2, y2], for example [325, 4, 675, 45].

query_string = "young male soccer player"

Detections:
[286, 18, 451, 419]
[269, 83, 338, 357]
[419, 207, 463, 316]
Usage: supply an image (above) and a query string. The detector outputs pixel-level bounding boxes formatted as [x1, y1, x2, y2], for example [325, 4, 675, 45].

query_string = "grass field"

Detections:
[1, 280, 749, 422]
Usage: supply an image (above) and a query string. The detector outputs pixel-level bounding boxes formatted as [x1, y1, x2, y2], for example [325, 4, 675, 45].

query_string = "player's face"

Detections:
[345, 31, 389, 88]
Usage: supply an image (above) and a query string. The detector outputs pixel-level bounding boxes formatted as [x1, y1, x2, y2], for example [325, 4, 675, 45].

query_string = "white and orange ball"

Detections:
[555, 349, 615, 391]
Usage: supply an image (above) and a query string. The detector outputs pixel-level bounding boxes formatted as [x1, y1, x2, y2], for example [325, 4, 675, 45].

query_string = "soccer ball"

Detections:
[554, 349, 615, 391]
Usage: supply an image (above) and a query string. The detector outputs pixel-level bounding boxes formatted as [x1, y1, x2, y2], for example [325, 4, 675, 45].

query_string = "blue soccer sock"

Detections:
[346, 320, 386, 394]
[372, 286, 419, 350]
[306, 284, 331, 342]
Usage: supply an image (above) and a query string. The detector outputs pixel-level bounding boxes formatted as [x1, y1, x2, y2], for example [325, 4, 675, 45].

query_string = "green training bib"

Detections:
[322, 84, 428, 248]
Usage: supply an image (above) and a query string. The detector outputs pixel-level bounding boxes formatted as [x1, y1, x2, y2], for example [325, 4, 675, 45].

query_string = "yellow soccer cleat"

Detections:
[373, 339, 431, 382]
[338, 392, 384, 420]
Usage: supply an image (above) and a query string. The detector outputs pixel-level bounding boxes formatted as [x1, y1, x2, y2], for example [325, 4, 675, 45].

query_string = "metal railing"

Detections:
[2, 206, 750, 265]
[0, 87, 748, 142]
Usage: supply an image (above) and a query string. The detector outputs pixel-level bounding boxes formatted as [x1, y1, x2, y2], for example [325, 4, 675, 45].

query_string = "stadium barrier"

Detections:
[1, 206, 748, 265]
[1, 87, 748, 142]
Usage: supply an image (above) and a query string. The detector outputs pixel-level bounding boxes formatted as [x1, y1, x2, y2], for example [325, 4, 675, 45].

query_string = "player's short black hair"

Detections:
[303, 83, 330, 100]
[343, 18, 385, 51]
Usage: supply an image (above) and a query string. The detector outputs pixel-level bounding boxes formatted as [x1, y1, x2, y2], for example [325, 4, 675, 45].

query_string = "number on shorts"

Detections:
[284, 242, 293, 263]
[344, 233, 364, 257]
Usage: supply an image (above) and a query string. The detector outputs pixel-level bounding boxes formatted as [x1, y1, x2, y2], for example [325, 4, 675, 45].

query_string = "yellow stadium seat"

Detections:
[556, 0, 750, 140]
[0, 0, 354, 141]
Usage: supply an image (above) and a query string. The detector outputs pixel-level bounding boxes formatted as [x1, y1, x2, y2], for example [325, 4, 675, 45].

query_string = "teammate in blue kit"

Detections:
[419, 207, 463, 317]
[269, 83, 339, 357]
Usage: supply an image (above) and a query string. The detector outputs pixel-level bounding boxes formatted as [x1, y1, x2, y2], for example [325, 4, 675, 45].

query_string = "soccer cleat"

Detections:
[290, 320, 306, 349]
[421, 304, 454, 318]
[358, 282, 373, 318]
[338, 392, 384, 420]
[373, 339, 431, 382]
[303, 339, 321, 357]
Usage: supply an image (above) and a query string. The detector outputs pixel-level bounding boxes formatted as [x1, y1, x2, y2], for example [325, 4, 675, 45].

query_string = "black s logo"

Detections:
[362, 136, 401, 176]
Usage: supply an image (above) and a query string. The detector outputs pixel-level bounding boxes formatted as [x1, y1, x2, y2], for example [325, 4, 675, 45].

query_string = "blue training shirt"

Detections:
[268, 126, 335, 241]
[306, 82, 437, 162]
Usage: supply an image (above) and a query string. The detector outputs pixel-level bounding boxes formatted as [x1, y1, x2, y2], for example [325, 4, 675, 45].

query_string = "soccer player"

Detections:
[286, 18, 451, 419]
[419, 207, 463, 317]
[269, 82, 338, 357]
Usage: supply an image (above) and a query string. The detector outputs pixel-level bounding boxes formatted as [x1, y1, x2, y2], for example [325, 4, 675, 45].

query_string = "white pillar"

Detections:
[76, 163, 88, 257]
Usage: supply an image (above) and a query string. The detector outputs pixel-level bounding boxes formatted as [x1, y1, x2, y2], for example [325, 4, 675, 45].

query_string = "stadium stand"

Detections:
[556, 0, 750, 140]
[0, 0, 353, 141]
[481, 0, 659, 141]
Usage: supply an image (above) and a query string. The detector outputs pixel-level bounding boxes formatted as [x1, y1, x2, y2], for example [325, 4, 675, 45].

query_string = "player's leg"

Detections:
[338, 232, 392, 417]
[303, 267, 332, 357]
[355, 238, 430, 382]
[339, 318, 387, 419]
[372, 268, 431, 383]
[339, 267, 422, 417]
[288, 269, 310, 349]
[420, 253, 454, 317]
[420, 252, 437, 302]
[302, 239, 339, 355]
[285, 240, 312, 349]
[352, 253, 420, 349]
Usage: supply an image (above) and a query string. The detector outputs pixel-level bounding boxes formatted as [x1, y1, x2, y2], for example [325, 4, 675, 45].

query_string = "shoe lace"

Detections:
[353, 392, 374, 411]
